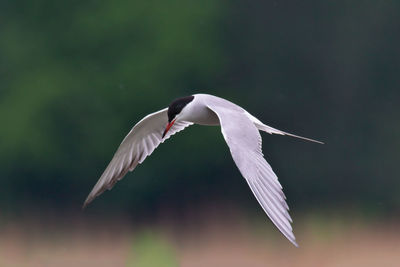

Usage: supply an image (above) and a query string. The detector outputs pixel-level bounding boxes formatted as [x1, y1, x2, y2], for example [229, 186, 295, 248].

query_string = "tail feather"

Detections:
[257, 123, 324, 144]
[246, 113, 324, 144]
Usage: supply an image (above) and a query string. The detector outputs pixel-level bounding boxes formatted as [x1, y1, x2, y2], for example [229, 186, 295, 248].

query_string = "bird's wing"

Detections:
[83, 108, 193, 208]
[206, 103, 298, 246]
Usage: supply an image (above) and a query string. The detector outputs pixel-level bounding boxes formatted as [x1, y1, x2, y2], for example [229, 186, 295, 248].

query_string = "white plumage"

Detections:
[84, 93, 322, 247]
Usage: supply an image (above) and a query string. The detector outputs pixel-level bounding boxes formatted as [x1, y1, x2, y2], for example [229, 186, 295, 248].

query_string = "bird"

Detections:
[83, 93, 323, 246]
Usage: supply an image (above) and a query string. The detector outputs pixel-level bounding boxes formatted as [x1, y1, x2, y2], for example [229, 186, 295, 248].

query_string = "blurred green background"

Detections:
[1, 1, 400, 266]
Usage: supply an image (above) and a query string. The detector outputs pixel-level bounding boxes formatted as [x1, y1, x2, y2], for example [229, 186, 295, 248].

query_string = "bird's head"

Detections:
[162, 95, 195, 138]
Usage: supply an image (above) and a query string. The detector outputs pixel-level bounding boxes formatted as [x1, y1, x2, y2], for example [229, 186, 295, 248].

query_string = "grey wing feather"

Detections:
[206, 101, 298, 247]
[83, 108, 192, 208]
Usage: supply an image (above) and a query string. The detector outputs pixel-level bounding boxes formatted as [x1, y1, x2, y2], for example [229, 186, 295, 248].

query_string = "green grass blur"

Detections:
[128, 230, 178, 267]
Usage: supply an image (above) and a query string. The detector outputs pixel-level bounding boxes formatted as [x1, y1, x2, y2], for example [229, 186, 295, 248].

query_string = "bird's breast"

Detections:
[184, 103, 220, 126]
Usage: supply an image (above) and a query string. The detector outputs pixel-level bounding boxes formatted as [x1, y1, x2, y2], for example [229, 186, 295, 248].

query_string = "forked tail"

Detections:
[246, 112, 324, 144]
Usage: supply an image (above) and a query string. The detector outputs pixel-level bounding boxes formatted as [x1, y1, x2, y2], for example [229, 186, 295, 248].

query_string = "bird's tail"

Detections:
[246, 112, 324, 144]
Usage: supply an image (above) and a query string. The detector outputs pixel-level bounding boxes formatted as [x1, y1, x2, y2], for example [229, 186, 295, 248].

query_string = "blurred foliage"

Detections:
[1, 1, 399, 216]
[128, 230, 178, 267]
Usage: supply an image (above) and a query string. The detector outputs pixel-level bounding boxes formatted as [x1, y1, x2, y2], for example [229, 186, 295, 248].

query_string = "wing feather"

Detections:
[206, 101, 298, 246]
[83, 108, 192, 208]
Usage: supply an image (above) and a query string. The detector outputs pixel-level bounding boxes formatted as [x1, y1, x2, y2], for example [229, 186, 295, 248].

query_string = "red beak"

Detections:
[162, 119, 175, 138]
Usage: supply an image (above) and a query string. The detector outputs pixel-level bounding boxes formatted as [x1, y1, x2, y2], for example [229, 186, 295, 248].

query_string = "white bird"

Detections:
[83, 94, 322, 246]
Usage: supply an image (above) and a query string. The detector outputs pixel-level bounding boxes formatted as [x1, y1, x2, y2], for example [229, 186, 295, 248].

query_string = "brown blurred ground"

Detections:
[1, 210, 399, 267]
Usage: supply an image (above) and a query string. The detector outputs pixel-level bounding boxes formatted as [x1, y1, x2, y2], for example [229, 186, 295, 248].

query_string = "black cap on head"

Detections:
[167, 95, 194, 122]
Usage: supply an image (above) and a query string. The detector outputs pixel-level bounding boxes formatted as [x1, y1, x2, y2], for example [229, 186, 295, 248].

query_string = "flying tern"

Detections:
[83, 94, 323, 246]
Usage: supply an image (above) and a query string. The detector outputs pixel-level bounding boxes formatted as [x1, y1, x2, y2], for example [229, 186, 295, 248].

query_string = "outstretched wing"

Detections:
[206, 103, 298, 246]
[83, 108, 193, 208]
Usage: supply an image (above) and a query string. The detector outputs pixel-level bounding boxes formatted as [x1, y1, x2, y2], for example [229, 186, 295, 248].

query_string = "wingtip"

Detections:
[291, 239, 299, 247]
[81, 201, 88, 211]
[82, 197, 92, 210]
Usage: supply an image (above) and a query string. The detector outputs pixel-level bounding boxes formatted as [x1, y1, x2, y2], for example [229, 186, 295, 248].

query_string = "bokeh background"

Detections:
[1, 1, 400, 266]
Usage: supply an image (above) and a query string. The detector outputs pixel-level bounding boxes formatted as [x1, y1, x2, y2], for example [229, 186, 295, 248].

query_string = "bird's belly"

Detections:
[187, 105, 220, 126]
